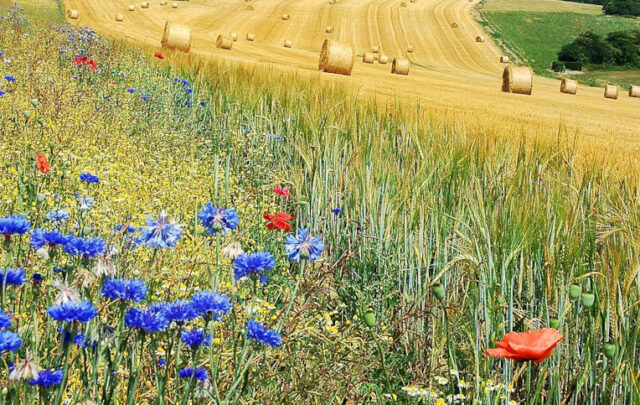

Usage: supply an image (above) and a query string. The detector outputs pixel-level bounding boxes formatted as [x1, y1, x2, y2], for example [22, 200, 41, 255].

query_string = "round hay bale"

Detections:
[500, 56, 510, 63]
[230, 32, 238, 41]
[282, 14, 290, 20]
[284, 40, 293, 48]
[161, 22, 191, 53]
[451, 22, 458, 28]
[407, 45, 414, 53]
[216, 35, 233, 50]
[363, 52, 375, 64]
[246, 33, 255, 41]
[629, 85, 640, 98]
[604, 85, 619, 100]
[318, 39, 355, 76]
[115, 13, 124, 22]
[378, 54, 389, 64]
[67, 9, 79, 19]
[141, 2, 149, 9]
[560, 79, 578, 95]
[501, 66, 533, 95]
[326, 26, 334, 33]
[475, 36, 484, 43]
[400, 2, 407, 6]
[128, 5, 135, 11]
[329, 0, 335, 4]
[246, 5, 254, 10]
[172, 2, 178, 8]
[391, 57, 410, 75]
[160, 1, 167, 4]
[372, 45, 379, 53]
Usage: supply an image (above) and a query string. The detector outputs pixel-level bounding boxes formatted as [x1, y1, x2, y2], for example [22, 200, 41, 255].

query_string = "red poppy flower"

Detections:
[485, 328, 563, 364]
[109, 81, 117, 88]
[154, 52, 165, 60]
[87, 59, 98, 71]
[263, 212, 292, 232]
[74, 55, 88, 66]
[273, 185, 290, 197]
[36, 153, 50, 174]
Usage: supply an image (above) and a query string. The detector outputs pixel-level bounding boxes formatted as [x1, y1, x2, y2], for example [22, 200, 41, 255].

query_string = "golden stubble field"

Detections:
[62, 0, 640, 174]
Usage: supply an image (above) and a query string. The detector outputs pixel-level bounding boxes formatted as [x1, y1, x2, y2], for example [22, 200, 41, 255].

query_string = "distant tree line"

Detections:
[558, 30, 640, 67]
[564, 0, 640, 16]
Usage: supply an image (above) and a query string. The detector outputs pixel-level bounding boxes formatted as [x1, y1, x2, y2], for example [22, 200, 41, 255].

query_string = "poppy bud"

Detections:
[37, 118, 44, 126]
[363, 311, 376, 327]
[48, 141, 55, 149]
[581, 292, 596, 308]
[432, 283, 445, 301]
[82, 227, 93, 236]
[569, 284, 581, 300]
[23, 110, 30, 118]
[36, 193, 46, 202]
[31, 99, 38, 107]
[603, 342, 616, 360]
[549, 318, 560, 330]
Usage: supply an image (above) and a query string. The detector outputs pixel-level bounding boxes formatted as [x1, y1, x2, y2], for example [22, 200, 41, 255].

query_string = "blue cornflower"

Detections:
[102, 278, 148, 302]
[112, 224, 136, 233]
[0, 51, 3, 57]
[246, 319, 282, 347]
[125, 304, 169, 333]
[139, 211, 182, 249]
[141, 95, 149, 101]
[32, 274, 42, 283]
[0, 268, 25, 286]
[180, 329, 211, 348]
[331, 208, 342, 214]
[28, 369, 63, 387]
[126, 88, 136, 93]
[79, 173, 99, 184]
[184, 100, 192, 107]
[4, 75, 16, 82]
[199, 101, 206, 106]
[189, 291, 231, 320]
[48, 301, 97, 323]
[180, 79, 189, 86]
[30, 229, 70, 249]
[63, 236, 106, 258]
[198, 204, 239, 235]
[285, 228, 324, 262]
[185, 88, 193, 94]
[164, 300, 199, 323]
[179, 367, 208, 381]
[232, 252, 275, 281]
[0, 91, 5, 97]
[0, 215, 31, 238]
[46, 210, 70, 224]
[0, 331, 22, 352]
[158, 359, 166, 367]
[0, 310, 11, 329]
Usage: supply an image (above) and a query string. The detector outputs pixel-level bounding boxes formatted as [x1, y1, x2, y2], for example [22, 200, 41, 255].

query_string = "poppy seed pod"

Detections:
[603, 342, 616, 360]
[569, 284, 581, 300]
[549, 318, 560, 330]
[432, 283, 445, 301]
[363, 311, 376, 327]
[31, 99, 38, 107]
[23, 110, 30, 118]
[581, 292, 596, 308]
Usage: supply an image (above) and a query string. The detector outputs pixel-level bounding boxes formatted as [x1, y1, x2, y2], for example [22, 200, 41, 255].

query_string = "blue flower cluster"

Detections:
[180, 329, 211, 348]
[232, 252, 275, 282]
[0, 215, 30, 237]
[0, 309, 11, 329]
[0, 268, 25, 286]
[48, 301, 98, 323]
[28, 369, 63, 387]
[79, 173, 100, 184]
[46, 210, 69, 224]
[246, 319, 282, 347]
[189, 291, 232, 321]
[285, 228, 324, 262]
[139, 211, 182, 249]
[63, 236, 106, 258]
[198, 203, 239, 235]
[125, 304, 170, 334]
[178, 367, 208, 381]
[0, 330, 22, 353]
[102, 279, 148, 302]
[30, 229, 70, 249]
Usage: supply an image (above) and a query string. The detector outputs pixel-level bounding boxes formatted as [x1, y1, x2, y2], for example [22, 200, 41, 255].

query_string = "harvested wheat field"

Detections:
[62, 0, 640, 172]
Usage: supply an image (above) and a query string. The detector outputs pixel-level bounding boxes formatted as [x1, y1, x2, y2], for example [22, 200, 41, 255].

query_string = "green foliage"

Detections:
[551, 61, 566, 71]
[558, 29, 640, 67]
[604, 0, 640, 15]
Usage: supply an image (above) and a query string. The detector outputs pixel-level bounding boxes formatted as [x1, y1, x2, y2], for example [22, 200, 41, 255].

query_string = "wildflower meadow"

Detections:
[0, 4, 639, 404]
